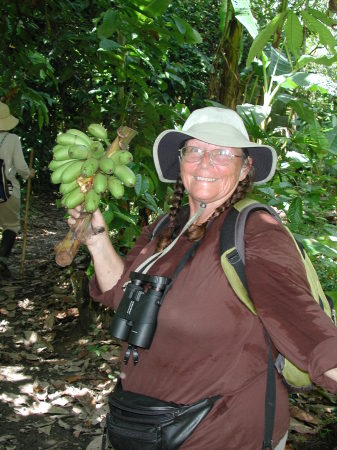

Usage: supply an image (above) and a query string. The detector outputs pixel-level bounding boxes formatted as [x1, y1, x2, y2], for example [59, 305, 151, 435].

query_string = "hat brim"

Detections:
[0, 116, 19, 131]
[153, 128, 277, 185]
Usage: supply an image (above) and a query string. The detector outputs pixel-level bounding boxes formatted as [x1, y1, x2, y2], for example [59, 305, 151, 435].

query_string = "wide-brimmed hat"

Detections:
[153, 106, 277, 185]
[0, 102, 19, 131]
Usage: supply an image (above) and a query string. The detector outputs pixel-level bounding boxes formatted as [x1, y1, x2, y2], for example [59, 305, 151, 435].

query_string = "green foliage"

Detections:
[0, 0, 335, 297]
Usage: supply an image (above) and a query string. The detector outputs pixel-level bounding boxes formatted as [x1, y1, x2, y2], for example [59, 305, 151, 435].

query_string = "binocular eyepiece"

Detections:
[110, 271, 171, 351]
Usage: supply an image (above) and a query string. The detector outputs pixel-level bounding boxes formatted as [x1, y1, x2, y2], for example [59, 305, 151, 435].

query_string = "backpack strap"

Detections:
[234, 202, 282, 264]
[0, 132, 9, 148]
[220, 199, 279, 450]
[148, 213, 170, 241]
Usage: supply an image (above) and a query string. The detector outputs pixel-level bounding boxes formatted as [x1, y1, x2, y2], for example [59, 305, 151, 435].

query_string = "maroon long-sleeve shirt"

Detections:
[90, 208, 337, 449]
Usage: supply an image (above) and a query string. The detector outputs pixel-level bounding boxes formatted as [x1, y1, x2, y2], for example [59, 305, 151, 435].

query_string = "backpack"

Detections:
[151, 197, 336, 391]
[0, 133, 13, 203]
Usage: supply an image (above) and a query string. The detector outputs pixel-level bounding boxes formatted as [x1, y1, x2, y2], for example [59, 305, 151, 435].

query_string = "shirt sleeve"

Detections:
[89, 222, 155, 309]
[12, 135, 30, 179]
[245, 211, 337, 393]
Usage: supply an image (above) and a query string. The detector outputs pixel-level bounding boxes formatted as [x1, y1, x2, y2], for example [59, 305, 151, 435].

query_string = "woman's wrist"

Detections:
[86, 230, 110, 254]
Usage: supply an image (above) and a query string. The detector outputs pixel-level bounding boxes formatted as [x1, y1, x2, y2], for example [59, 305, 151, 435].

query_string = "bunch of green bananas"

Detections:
[49, 124, 136, 213]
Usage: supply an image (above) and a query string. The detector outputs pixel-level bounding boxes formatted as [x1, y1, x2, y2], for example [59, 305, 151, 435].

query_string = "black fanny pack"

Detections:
[102, 380, 220, 450]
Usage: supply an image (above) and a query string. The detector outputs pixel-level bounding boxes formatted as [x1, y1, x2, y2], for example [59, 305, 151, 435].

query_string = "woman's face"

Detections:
[180, 138, 251, 210]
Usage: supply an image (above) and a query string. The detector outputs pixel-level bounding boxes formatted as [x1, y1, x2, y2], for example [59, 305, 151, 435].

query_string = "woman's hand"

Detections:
[67, 205, 125, 292]
[67, 205, 107, 246]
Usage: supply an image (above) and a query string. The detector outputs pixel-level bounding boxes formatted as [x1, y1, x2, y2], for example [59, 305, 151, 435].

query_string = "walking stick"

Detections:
[20, 148, 34, 276]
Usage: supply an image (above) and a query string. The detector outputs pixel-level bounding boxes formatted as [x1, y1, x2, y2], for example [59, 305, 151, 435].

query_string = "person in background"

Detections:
[68, 107, 337, 450]
[0, 101, 35, 279]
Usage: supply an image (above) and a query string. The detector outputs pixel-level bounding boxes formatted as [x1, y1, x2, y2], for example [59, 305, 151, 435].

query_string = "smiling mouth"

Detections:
[194, 176, 217, 182]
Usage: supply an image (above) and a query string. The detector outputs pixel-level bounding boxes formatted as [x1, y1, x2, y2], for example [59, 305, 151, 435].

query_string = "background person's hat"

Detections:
[153, 106, 277, 185]
[0, 102, 19, 131]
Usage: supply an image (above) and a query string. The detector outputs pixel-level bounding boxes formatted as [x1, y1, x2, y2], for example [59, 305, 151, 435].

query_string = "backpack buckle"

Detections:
[227, 249, 241, 265]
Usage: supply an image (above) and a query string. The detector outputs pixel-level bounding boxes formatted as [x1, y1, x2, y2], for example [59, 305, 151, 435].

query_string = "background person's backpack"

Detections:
[0, 133, 13, 203]
[151, 197, 336, 390]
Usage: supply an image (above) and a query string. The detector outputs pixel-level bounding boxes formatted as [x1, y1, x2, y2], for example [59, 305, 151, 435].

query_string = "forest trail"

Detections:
[0, 190, 336, 450]
[0, 191, 118, 450]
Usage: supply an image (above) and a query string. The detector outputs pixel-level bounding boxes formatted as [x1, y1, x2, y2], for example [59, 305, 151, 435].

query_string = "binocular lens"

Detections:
[110, 271, 172, 353]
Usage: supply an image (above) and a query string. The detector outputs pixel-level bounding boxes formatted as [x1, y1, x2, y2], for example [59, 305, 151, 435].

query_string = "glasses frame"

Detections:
[179, 145, 244, 166]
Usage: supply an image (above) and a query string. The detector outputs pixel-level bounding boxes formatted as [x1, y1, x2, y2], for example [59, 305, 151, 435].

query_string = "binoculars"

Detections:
[110, 271, 171, 350]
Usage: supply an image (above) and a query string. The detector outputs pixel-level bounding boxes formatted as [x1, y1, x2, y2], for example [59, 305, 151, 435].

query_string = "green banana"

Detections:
[85, 189, 100, 213]
[64, 186, 85, 209]
[114, 150, 133, 165]
[66, 129, 93, 147]
[90, 141, 105, 159]
[59, 179, 79, 195]
[61, 192, 71, 207]
[56, 132, 91, 147]
[114, 165, 136, 187]
[51, 160, 78, 185]
[93, 172, 108, 194]
[53, 145, 72, 161]
[87, 123, 108, 140]
[99, 156, 115, 174]
[68, 144, 91, 160]
[108, 176, 125, 199]
[49, 158, 76, 172]
[81, 157, 99, 177]
[52, 144, 68, 153]
[61, 160, 84, 184]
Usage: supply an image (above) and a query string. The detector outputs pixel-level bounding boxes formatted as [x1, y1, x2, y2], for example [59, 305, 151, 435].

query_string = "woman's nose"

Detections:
[199, 150, 213, 167]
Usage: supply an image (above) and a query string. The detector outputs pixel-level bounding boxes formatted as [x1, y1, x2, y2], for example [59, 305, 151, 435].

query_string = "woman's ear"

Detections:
[239, 156, 253, 181]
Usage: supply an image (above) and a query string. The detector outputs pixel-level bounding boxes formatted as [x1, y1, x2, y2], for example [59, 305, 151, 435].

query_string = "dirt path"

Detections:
[0, 190, 336, 450]
[0, 191, 119, 450]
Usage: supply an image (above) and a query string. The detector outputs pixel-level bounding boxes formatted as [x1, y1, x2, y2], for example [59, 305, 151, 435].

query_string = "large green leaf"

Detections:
[237, 104, 271, 126]
[325, 127, 337, 155]
[288, 100, 315, 124]
[246, 12, 286, 67]
[172, 15, 202, 44]
[308, 7, 337, 27]
[297, 53, 337, 69]
[97, 9, 119, 39]
[302, 10, 337, 52]
[281, 72, 337, 95]
[231, 0, 259, 38]
[285, 11, 303, 58]
[267, 46, 292, 76]
[143, 0, 171, 17]
[287, 197, 303, 225]
[302, 239, 337, 258]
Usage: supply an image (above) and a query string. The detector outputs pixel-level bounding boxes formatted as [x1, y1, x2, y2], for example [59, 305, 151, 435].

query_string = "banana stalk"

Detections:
[54, 126, 137, 267]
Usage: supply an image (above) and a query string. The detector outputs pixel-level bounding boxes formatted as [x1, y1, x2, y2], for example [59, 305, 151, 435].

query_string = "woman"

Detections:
[0, 102, 35, 279]
[69, 107, 337, 450]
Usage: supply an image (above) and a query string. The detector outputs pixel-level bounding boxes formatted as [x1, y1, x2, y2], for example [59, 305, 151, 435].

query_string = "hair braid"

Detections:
[155, 177, 185, 252]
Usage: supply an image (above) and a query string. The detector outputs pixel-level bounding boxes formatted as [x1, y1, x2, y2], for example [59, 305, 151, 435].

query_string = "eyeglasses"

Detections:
[179, 146, 243, 166]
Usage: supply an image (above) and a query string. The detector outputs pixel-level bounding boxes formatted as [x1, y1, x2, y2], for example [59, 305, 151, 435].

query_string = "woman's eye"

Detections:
[189, 147, 201, 154]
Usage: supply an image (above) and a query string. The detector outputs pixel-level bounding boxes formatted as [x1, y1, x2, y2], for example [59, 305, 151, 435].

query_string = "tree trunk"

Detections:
[208, 17, 243, 109]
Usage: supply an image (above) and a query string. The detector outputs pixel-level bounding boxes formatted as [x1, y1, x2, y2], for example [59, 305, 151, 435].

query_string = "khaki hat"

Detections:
[153, 106, 277, 185]
[0, 102, 19, 131]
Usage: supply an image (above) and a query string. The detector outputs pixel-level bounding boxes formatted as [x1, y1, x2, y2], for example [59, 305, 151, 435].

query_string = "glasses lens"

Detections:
[211, 149, 233, 165]
[181, 146, 203, 162]
[180, 147, 238, 165]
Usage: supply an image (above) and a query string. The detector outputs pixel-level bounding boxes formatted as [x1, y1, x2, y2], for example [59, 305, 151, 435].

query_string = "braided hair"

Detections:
[155, 150, 254, 252]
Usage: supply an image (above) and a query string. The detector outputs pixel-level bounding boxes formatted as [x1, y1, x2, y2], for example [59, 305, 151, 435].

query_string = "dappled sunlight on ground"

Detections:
[0, 192, 120, 449]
